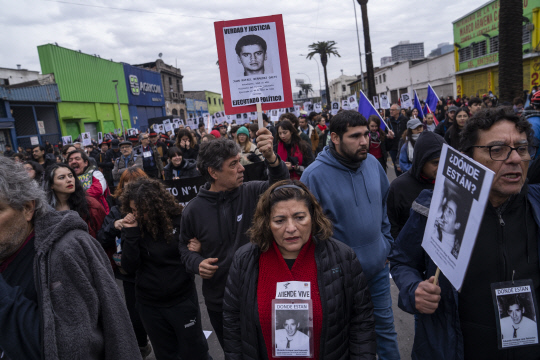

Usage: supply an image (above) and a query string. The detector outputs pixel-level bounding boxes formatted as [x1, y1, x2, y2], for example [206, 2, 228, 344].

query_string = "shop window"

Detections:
[458, 46, 472, 62]
[472, 41, 486, 59]
[490, 36, 499, 53]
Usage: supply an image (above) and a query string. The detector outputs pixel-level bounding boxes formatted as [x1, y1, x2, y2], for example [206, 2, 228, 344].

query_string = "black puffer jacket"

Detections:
[223, 237, 376, 360]
[163, 159, 200, 180]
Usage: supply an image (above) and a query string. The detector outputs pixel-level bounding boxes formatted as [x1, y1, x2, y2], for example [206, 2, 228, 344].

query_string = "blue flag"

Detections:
[425, 84, 439, 115]
[413, 90, 424, 120]
[357, 90, 386, 130]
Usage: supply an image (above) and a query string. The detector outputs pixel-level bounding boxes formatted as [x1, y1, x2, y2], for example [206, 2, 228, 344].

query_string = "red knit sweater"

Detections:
[257, 238, 322, 359]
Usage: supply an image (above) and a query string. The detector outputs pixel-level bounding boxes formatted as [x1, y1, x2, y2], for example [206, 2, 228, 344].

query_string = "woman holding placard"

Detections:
[223, 179, 376, 359]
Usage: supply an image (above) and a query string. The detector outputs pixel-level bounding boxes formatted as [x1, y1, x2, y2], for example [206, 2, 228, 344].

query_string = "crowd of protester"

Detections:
[2, 91, 540, 360]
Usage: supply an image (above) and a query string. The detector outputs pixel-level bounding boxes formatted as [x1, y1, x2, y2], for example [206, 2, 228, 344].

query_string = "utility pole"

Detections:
[353, 0, 365, 92]
[112, 80, 125, 137]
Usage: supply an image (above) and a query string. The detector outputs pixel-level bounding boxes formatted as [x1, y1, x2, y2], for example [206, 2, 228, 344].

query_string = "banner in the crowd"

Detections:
[270, 109, 280, 122]
[186, 118, 197, 128]
[331, 102, 339, 115]
[81, 132, 92, 146]
[163, 119, 171, 124]
[373, 96, 380, 109]
[341, 99, 349, 110]
[162, 176, 207, 206]
[348, 94, 358, 109]
[293, 105, 301, 117]
[97, 132, 103, 145]
[164, 123, 173, 133]
[127, 128, 138, 136]
[422, 144, 494, 291]
[380, 94, 390, 109]
[62, 136, 72, 146]
[215, 15, 293, 114]
[314, 103, 322, 113]
[400, 93, 413, 109]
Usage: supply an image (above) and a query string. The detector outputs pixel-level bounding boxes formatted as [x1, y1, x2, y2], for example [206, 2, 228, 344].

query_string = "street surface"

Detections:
[142, 157, 414, 360]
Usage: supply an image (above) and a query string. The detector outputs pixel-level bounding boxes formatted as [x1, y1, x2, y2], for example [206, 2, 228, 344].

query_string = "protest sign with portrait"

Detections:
[215, 15, 293, 114]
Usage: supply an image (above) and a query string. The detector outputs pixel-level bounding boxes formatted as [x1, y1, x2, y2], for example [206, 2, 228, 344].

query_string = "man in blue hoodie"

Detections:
[301, 110, 399, 360]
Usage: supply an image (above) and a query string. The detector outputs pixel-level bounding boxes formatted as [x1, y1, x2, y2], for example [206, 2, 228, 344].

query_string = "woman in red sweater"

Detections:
[223, 180, 376, 359]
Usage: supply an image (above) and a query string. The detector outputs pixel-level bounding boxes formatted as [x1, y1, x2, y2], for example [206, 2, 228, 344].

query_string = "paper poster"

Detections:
[81, 132, 92, 146]
[127, 128, 138, 136]
[492, 280, 539, 349]
[373, 96, 380, 109]
[186, 118, 197, 128]
[421, 144, 494, 290]
[37, 121, 46, 135]
[165, 123, 174, 132]
[270, 109, 280, 122]
[400, 93, 413, 109]
[163, 119, 171, 124]
[348, 94, 358, 109]
[314, 103, 322, 113]
[97, 132, 103, 145]
[62, 136, 72, 146]
[293, 105, 301, 117]
[272, 299, 313, 358]
[331, 102, 339, 115]
[215, 15, 293, 114]
[380, 94, 390, 109]
[341, 99, 349, 110]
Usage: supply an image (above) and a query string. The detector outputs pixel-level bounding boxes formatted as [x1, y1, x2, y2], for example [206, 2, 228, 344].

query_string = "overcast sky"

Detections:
[2, 0, 489, 94]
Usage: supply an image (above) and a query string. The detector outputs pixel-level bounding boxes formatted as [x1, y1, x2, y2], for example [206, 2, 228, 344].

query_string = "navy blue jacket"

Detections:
[389, 184, 540, 360]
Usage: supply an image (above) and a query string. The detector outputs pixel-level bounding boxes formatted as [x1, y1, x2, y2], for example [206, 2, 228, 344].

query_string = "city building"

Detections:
[329, 74, 357, 102]
[428, 42, 454, 58]
[123, 64, 166, 132]
[0, 65, 42, 86]
[186, 98, 209, 119]
[380, 56, 394, 67]
[391, 41, 425, 62]
[38, 44, 130, 141]
[184, 91, 224, 115]
[135, 59, 186, 119]
[453, 0, 540, 97]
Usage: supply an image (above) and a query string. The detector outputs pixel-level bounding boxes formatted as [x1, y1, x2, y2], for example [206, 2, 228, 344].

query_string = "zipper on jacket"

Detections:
[314, 242, 327, 358]
[497, 212, 506, 227]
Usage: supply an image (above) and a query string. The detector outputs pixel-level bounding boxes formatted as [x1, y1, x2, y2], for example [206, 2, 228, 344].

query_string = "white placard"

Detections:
[37, 121, 45, 134]
[313, 103, 322, 113]
[270, 109, 280, 122]
[348, 94, 358, 109]
[294, 105, 301, 117]
[81, 132, 92, 146]
[163, 119, 171, 124]
[421, 144, 494, 290]
[341, 99, 349, 110]
[164, 123, 173, 133]
[373, 96, 380, 109]
[62, 136, 72, 146]
[276, 281, 311, 300]
[331, 102, 339, 115]
[400, 93, 413, 109]
[380, 94, 390, 109]
[97, 132, 103, 145]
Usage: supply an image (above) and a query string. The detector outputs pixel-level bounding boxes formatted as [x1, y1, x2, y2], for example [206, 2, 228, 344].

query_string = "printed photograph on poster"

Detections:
[401, 93, 413, 109]
[348, 95, 358, 109]
[186, 118, 197, 128]
[341, 99, 349, 110]
[97, 132, 103, 145]
[62, 136, 72, 146]
[288, 107, 295, 113]
[158, 124, 164, 134]
[215, 15, 292, 114]
[81, 132, 92, 146]
[380, 94, 390, 109]
[163, 119, 171, 124]
[492, 280, 539, 349]
[270, 109, 279, 122]
[249, 112, 258, 121]
[272, 301, 313, 357]
[421, 144, 494, 290]
[164, 123, 174, 133]
[172, 118, 180, 124]
[331, 102, 339, 115]
[373, 96, 380, 109]
[302, 102, 311, 112]
[104, 133, 113, 141]
[127, 128, 138, 136]
[314, 103, 322, 113]
[293, 105, 301, 117]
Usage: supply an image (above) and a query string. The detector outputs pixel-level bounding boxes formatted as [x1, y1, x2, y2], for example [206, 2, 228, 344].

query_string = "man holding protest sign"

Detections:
[390, 107, 540, 358]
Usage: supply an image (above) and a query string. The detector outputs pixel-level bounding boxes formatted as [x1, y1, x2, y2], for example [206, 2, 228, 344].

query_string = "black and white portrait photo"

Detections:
[235, 34, 271, 76]
[495, 289, 539, 348]
[273, 309, 310, 356]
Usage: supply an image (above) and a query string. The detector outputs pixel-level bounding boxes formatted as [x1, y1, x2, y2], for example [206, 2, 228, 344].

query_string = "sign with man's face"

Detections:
[215, 15, 293, 114]
[380, 94, 390, 109]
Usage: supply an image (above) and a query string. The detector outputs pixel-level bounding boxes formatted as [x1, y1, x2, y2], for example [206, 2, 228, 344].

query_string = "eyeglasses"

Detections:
[141, 137, 149, 140]
[470, 145, 537, 161]
[120, 146, 131, 150]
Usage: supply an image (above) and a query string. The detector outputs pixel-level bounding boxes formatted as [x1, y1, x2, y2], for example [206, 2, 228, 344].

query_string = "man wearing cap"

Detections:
[386, 104, 408, 177]
[112, 141, 143, 185]
[134, 133, 164, 179]
[218, 124, 230, 140]
[149, 131, 168, 167]
[95, 139, 114, 188]
[434, 105, 458, 137]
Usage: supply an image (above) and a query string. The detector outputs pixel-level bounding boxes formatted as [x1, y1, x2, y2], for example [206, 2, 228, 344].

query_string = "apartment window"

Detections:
[219, 99, 222, 105]
[523, 25, 531, 44]
[383, 74, 386, 82]
[214, 98, 216, 105]
[176, 79, 180, 92]
[458, 46, 472, 62]
[490, 36, 499, 53]
[375, 77, 378, 85]
[342, 85, 346, 92]
[472, 40, 487, 58]
[379, 75, 382, 83]
[208, 97, 211, 104]
[169, 77, 172, 85]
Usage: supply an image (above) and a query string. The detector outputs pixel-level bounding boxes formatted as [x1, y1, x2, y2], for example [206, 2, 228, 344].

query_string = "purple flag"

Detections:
[413, 90, 425, 120]
[357, 90, 386, 130]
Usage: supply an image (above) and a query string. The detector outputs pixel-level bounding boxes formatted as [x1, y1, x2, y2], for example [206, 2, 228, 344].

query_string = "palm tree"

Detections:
[357, 0, 376, 99]
[498, 0, 523, 102]
[306, 41, 341, 107]
[300, 83, 313, 99]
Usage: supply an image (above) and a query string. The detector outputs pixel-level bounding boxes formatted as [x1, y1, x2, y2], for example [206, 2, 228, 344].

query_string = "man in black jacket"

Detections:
[386, 104, 407, 176]
[387, 131, 446, 239]
[95, 139, 114, 188]
[434, 105, 458, 137]
[179, 128, 288, 349]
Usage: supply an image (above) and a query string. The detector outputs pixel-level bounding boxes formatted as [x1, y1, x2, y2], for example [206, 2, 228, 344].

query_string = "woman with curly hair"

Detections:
[23, 160, 45, 186]
[119, 177, 210, 360]
[43, 163, 106, 238]
[274, 120, 314, 180]
[174, 128, 199, 160]
[223, 180, 376, 359]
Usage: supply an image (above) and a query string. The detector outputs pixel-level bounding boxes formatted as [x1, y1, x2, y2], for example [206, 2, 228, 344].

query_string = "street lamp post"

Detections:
[112, 80, 125, 137]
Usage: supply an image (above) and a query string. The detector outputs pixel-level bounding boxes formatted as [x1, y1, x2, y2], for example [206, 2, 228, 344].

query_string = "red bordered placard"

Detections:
[215, 14, 293, 115]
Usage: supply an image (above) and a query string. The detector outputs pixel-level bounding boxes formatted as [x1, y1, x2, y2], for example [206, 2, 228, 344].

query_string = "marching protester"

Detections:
[368, 115, 388, 172]
[23, 160, 44, 186]
[61, 144, 77, 162]
[135, 132, 164, 179]
[399, 119, 424, 173]
[11, 152, 26, 163]
[113, 140, 143, 185]
[178, 128, 289, 349]
[301, 110, 400, 360]
[163, 147, 200, 180]
[434, 105, 457, 137]
[223, 180, 376, 359]
[2, 144, 14, 157]
[96, 167, 152, 359]
[387, 131, 446, 239]
[67, 149, 110, 214]
[95, 139, 115, 189]
[423, 112, 436, 132]
[315, 114, 329, 153]
[32, 144, 55, 170]
[275, 120, 314, 180]
[298, 114, 319, 154]
[390, 107, 540, 358]
[175, 128, 200, 161]
[149, 131, 168, 166]
[43, 163, 106, 238]
[236, 126, 264, 165]
[121, 177, 211, 360]
[444, 107, 469, 149]
[468, 96, 482, 116]
[0, 157, 140, 360]
[386, 104, 407, 177]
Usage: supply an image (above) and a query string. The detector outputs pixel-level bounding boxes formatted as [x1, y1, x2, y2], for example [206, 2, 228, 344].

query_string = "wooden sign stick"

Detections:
[433, 267, 441, 285]
[256, 103, 264, 130]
